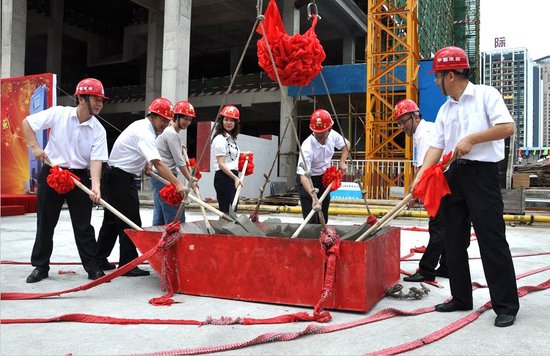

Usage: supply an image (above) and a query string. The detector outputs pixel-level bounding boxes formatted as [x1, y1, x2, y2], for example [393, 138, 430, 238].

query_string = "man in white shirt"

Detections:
[296, 109, 349, 224]
[412, 46, 519, 327]
[394, 99, 448, 283]
[96, 98, 185, 277]
[22, 78, 108, 283]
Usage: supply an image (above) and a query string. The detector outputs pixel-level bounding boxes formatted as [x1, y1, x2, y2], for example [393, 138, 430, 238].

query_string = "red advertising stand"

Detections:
[127, 221, 400, 313]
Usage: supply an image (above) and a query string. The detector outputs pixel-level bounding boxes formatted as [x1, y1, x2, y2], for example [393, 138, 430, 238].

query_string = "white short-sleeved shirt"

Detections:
[26, 106, 108, 169]
[296, 130, 347, 176]
[413, 119, 435, 168]
[432, 82, 514, 162]
[212, 133, 240, 171]
[108, 118, 161, 176]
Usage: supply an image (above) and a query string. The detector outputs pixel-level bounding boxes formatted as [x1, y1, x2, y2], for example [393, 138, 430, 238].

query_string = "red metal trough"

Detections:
[126, 221, 400, 312]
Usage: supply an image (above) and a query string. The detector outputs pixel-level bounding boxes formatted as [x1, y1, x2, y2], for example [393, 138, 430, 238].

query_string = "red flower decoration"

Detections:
[256, 0, 326, 87]
[46, 166, 80, 194]
[321, 166, 343, 191]
[159, 184, 181, 206]
[238, 153, 254, 176]
[186, 158, 202, 180]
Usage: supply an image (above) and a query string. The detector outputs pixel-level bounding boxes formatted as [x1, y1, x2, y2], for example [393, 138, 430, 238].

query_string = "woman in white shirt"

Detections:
[211, 105, 241, 213]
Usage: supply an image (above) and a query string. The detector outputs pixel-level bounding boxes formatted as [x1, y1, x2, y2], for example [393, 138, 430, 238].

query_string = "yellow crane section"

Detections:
[365, 0, 419, 199]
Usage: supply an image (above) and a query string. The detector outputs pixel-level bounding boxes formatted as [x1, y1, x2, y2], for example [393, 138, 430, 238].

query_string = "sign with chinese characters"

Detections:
[494, 37, 506, 48]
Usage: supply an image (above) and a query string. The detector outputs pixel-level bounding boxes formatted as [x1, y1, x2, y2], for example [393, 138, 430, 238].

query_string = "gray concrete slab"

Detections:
[1, 207, 549, 355]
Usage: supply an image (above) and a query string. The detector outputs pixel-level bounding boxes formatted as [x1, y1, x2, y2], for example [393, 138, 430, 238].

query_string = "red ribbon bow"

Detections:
[46, 166, 81, 194]
[321, 166, 343, 192]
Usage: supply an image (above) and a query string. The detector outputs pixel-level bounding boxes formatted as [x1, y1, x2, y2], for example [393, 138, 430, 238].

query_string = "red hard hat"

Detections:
[393, 99, 420, 120]
[429, 46, 470, 73]
[148, 98, 174, 121]
[74, 78, 108, 99]
[174, 100, 196, 117]
[309, 109, 333, 133]
[220, 105, 240, 121]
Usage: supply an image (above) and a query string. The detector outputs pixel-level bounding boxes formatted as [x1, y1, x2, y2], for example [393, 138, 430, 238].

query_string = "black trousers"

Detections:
[296, 175, 330, 224]
[31, 165, 99, 274]
[214, 170, 238, 214]
[96, 166, 141, 267]
[441, 161, 519, 316]
[418, 211, 447, 279]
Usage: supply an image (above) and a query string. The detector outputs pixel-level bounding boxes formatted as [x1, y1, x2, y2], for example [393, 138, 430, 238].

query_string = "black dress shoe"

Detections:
[435, 300, 473, 312]
[99, 261, 117, 270]
[88, 270, 106, 280]
[122, 267, 150, 277]
[403, 271, 434, 282]
[26, 268, 48, 283]
[495, 314, 515, 327]
[435, 268, 449, 278]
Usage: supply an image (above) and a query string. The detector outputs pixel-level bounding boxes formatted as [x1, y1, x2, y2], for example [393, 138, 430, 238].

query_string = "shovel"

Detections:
[231, 151, 251, 211]
[181, 148, 215, 234]
[355, 193, 413, 242]
[149, 172, 263, 236]
[45, 159, 142, 231]
[291, 181, 333, 238]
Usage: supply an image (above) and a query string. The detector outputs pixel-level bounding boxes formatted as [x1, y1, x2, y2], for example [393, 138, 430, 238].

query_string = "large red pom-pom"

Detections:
[159, 184, 181, 206]
[238, 153, 254, 176]
[321, 166, 343, 191]
[257, 8, 325, 87]
[46, 166, 80, 194]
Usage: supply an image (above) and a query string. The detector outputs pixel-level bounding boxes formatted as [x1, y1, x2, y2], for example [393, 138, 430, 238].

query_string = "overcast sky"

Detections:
[479, 0, 549, 60]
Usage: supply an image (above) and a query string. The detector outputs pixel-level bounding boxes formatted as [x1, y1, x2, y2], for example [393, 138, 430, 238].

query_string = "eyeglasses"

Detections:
[156, 116, 171, 126]
[397, 115, 413, 127]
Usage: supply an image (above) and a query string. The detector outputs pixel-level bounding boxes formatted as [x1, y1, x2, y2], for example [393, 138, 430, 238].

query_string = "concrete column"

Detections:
[278, 0, 300, 186]
[46, 0, 64, 76]
[343, 36, 355, 64]
[145, 5, 164, 105]
[2, 0, 27, 78]
[161, 0, 191, 103]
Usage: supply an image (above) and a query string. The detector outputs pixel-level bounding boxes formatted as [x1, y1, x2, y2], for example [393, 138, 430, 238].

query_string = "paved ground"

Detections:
[1, 207, 549, 355]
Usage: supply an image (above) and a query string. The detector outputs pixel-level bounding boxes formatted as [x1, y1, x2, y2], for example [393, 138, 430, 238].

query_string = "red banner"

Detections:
[1, 73, 55, 194]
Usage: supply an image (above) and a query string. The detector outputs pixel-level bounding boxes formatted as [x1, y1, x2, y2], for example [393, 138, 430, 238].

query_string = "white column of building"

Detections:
[146, 5, 164, 105]
[46, 0, 63, 76]
[342, 36, 355, 64]
[279, 0, 300, 186]
[1, 0, 27, 78]
[161, 0, 191, 103]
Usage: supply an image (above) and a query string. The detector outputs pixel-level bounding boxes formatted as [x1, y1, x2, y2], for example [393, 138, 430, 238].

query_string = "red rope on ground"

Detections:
[368, 279, 550, 355]
[0, 246, 158, 301]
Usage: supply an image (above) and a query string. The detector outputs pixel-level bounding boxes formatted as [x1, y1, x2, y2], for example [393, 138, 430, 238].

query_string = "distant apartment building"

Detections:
[535, 56, 550, 147]
[481, 48, 531, 151]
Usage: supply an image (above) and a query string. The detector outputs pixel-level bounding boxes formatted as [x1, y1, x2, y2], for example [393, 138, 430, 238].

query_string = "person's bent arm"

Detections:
[410, 147, 443, 192]
[22, 119, 48, 162]
[454, 122, 515, 158]
[152, 159, 186, 194]
[338, 139, 350, 172]
[89, 160, 102, 203]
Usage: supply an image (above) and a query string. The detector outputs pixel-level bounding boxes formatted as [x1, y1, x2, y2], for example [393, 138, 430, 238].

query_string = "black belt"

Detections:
[58, 167, 88, 173]
[454, 159, 491, 165]
[110, 166, 139, 178]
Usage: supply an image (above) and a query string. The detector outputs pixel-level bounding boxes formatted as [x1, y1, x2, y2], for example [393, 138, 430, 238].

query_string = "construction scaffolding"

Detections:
[364, 0, 419, 199]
